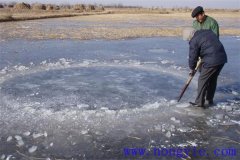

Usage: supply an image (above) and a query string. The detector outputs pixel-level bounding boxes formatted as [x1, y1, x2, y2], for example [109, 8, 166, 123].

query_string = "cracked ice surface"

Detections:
[0, 37, 239, 159]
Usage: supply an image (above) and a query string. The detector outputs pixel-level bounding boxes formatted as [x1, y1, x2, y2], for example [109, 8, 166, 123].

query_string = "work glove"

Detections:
[189, 70, 195, 76]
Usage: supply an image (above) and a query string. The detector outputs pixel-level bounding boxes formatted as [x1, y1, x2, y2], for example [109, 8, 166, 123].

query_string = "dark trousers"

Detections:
[195, 64, 224, 106]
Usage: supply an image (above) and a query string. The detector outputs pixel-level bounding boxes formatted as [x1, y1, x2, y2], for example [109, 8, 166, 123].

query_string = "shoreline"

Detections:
[1, 11, 239, 40]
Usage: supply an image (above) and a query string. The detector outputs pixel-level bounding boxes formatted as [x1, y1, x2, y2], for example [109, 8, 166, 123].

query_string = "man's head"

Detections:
[192, 6, 205, 23]
[182, 27, 196, 41]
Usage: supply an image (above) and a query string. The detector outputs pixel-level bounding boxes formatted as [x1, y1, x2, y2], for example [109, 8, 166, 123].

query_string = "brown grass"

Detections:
[0, 9, 239, 40]
[0, 8, 109, 22]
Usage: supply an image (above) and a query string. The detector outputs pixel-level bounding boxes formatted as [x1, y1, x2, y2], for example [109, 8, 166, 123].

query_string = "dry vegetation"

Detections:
[0, 2, 239, 40]
[0, 2, 105, 22]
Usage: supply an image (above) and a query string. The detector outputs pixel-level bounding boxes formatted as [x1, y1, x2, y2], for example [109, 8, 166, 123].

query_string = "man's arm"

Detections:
[189, 40, 200, 70]
[211, 20, 219, 37]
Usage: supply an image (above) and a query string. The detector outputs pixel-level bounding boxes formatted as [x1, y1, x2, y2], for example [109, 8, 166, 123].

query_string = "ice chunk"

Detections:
[1, 154, 5, 160]
[215, 114, 224, 120]
[169, 100, 177, 105]
[231, 120, 240, 125]
[154, 124, 162, 131]
[14, 135, 22, 141]
[23, 131, 31, 136]
[232, 91, 239, 96]
[187, 141, 198, 147]
[28, 146, 38, 153]
[170, 125, 175, 132]
[6, 155, 13, 160]
[7, 136, 12, 142]
[176, 103, 189, 108]
[165, 131, 171, 138]
[77, 104, 89, 109]
[170, 117, 180, 123]
[81, 130, 88, 135]
[177, 127, 193, 133]
[225, 106, 233, 111]
[17, 139, 24, 147]
[50, 142, 54, 147]
[33, 133, 44, 139]
[44, 131, 48, 137]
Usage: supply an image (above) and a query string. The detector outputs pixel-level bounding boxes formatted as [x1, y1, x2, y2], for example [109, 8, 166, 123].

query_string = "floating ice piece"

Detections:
[225, 106, 233, 111]
[17, 139, 24, 147]
[0, 67, 7, 74]
[6, 155, 13, 160]
[1, 154, 5, 160]
[81, 130, 88, 135]
[44, 131, 48, 137]
[59, 58, 71, 66]
[33, 133, 44, 139]
[142, 102, 160, 109]
[28, 146, 38, 153]
[170, 125, 175, 132]
[13, 65, 29, 71]
[14, 135, 22, 141]
[154, 124, 162, 131]
[7, 136, 12, 142]
[176, 103, 189, 108]
[232, 91, 239, 95]
[77, 104, 89, 109]
[161, 60, 170, 64]
[177, 143, 189, 147]
[169, 100, 177, 105]
[231, 120, 240, 125]
[215, 114, 224, 120]
[170, 117, 181, 123]
[23, 131, 31, 137]
[165, 131, 171, 138]
[50, 142, 54, 147]
[187, 141, 198, 147]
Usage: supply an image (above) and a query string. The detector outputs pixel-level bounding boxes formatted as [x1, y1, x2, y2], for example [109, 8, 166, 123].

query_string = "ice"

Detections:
[225, 105, 233, 111]
[176, 103, 189, 108]
[14, 135, 22, 141]
[149, 48, 169, 54]
[154, 124, 162, 131]
[0, 37, 239, 159]
[6, 155, 13, 160]
[231, 120, 240, 125]
[81, 130, 88, 135]
[232, 91, 239, 95]
[187, 141, 198, 147]
[33, 133, 44, 139]
[13, 65, 29, 71]
[215, 114, 224, 120]
[77, 104, 90, 109]
[165, 131, 171, 138]
[28, 146, 38, 153]
[6, 136, 12, 142]
[16, 139, 24, 147]
[0, 154, 5, 160]
[170, 117, 181, 123]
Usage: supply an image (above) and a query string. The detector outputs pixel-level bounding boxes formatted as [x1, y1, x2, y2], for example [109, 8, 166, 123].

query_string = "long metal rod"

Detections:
[177, 58, 202, 102]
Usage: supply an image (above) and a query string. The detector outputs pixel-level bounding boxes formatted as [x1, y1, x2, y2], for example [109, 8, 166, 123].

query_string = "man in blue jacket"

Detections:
[183, 28, 227, 108]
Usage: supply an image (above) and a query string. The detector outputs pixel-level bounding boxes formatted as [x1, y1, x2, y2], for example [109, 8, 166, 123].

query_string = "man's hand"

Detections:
[189, 70, 195, 76]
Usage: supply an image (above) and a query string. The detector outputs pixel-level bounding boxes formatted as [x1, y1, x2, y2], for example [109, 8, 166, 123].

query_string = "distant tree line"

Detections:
[0, 2, 105, 12]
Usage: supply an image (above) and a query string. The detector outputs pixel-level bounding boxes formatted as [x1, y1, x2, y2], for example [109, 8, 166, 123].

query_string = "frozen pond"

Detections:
[0, 36, 239, 159]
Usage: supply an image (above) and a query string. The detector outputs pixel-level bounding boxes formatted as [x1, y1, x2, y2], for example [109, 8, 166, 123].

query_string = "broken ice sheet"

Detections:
[28, 146, 38, 153]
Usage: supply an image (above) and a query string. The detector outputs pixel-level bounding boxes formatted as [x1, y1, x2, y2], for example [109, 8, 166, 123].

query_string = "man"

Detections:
[183, 28, 227, 108]
[192, 6, 219, 37]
